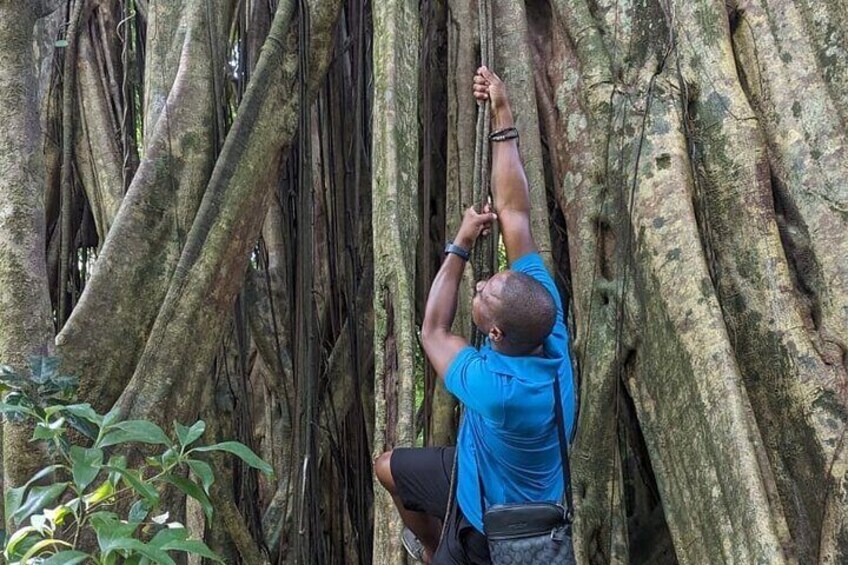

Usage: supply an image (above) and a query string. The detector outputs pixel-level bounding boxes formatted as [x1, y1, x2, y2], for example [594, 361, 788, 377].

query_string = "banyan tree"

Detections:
[0, 0, 846, 562]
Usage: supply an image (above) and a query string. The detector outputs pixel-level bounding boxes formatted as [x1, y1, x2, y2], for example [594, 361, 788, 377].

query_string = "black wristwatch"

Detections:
[444, 241, 470, 261]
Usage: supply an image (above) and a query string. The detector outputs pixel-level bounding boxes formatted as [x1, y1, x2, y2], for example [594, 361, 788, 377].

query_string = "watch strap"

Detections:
[444, 242, 470, 261]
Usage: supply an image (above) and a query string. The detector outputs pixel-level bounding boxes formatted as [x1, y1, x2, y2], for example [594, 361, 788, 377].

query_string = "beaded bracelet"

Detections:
[488, 126, 519, 142]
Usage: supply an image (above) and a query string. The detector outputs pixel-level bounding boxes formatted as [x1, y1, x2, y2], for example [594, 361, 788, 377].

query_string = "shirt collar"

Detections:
[478, 345, 560, 379]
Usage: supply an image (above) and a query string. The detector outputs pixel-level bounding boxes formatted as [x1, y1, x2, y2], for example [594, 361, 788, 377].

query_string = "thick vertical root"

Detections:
[114, 0, 339, 425]
[730, 0, 848, 560]
[75, 30, 124, 239]
[57, 0, 235, 413]
[671, 0, 848, 559]
[732, 0, 848, 360]
[0, 1, 59, 496]
[628, 74, 791, 563]
[371, 0, 420, 562]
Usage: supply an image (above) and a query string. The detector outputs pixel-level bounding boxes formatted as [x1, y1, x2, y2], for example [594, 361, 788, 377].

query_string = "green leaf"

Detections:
[29, 513, 49, 534]
[102, 405, 122, 428]
[93, 513, 176, 565]
[185, 459, 215, 494]
[84, 481, 116, 508]
[54, 39, 69, 48]
[3, 525, 39, 558]
[174, 420, 205, 448]
[148, 526, 186, 546]
[13, 483, 69, 524]
[191, 442, 274, 476]
[5, 485, 25, 521]
[44, 504, 72, 528]
[150, 527, 224, 562]
[104, 466, 159, 506]
[128, 499, 151, 523]
[46, 374, 79, 395]
[41, 550, 90, 565]
[29, 356, 59, 384]
[20, 537, 72, 563]
[33, 417, 66, 440]
[0, 401, 37, 418]
[91, 511, 137, 544]
[163, 538, 224, 562]
[111, 539, 176, 565]
[161, 447, 179, 467]
[65, 413, 100, 441]
[70, 446, 103, 490]
[106, 455, 127, 486]
[163, 474, 213, 521]
[0, 365, 25, 387]
[6, 464, 64, 520]
[56, 403, 103, 426]
[99, 420, 172, 448]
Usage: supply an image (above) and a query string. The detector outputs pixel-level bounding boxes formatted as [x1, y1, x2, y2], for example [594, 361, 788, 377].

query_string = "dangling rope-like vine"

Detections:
[437, 0, 497, 559]
[470, 0, 495, 348]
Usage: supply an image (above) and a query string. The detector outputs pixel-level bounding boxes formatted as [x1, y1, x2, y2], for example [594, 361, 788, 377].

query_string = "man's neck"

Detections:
[492, 341, 544, 357]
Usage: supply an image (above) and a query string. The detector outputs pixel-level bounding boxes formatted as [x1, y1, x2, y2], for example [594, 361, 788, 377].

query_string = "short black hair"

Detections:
[493, 272, 557, 349]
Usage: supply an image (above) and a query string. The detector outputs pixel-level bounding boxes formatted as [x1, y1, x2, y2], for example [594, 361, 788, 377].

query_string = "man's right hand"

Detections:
[473, 66, 513, 127]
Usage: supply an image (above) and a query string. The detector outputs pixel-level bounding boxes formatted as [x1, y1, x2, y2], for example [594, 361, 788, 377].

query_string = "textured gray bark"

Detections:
[56, 0, 234, 414]
[0, 0, 59, 497]
[142, 0, 188, 146]
[371, 0, 419, 561]
[114, 0, 341, 427]
[491, 0, 552, 264]
[75, 28, 125, 239]
[536, 0, 848, 561]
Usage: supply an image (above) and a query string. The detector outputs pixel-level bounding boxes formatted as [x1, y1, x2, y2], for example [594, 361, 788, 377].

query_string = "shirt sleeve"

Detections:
[510, 252, 569, 357]
[444, 346, 505, 422]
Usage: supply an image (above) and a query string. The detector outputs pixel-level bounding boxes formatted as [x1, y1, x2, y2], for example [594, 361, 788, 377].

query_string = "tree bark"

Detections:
[56, 0, 235, 414]
[0, 0, 59, 502]
[75, 11, 125, 239]
[113, 0, 342, 428]
[371, 0, 419, 561]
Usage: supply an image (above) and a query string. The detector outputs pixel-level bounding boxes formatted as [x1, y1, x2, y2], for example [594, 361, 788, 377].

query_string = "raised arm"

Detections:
[473, 67, 536, 264]
[421, 206, 497, 378]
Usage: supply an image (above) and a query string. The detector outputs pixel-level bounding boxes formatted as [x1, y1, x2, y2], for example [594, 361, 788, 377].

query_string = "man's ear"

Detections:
[489, 326, 503, 343]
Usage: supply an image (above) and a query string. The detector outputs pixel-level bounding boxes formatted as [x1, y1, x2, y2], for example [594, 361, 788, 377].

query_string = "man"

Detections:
[374, 67, 576, 564]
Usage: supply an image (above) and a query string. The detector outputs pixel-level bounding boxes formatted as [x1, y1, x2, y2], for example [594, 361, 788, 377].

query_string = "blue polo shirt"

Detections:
[444, 252, 576, 533]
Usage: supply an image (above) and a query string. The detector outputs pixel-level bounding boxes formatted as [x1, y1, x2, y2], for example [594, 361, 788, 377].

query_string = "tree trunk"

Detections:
[371, 0, 419, 562]
[538, 0, 848, 561]
[56, 0, 235, 414]
[0, 0, 60, 500]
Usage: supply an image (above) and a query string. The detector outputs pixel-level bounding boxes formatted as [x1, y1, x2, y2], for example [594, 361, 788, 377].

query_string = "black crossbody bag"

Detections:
[477, 370, 576, 564]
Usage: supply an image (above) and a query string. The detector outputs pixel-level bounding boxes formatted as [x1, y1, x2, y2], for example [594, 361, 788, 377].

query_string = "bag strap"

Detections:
[476, 372, 574, 521]
[553, 370, 574, 520]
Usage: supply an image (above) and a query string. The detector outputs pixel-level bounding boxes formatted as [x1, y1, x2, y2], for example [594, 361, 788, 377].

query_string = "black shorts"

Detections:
[390, 446, 490, 564]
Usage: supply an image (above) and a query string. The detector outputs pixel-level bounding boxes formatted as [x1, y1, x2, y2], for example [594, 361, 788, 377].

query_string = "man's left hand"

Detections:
[455, 204, 497, 251]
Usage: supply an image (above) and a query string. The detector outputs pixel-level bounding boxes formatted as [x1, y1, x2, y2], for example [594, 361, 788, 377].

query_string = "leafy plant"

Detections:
[0, 357, 274, 564]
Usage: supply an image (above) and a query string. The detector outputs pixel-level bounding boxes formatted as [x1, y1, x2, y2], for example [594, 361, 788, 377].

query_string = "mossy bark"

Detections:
[56, 0, 235, 414]
[371, 0, 419, 562]
[0, 0, 59, 501]
[627, 73, 791, 563]
[538, 0, 848, 561]
[113, 0, 341, 427]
